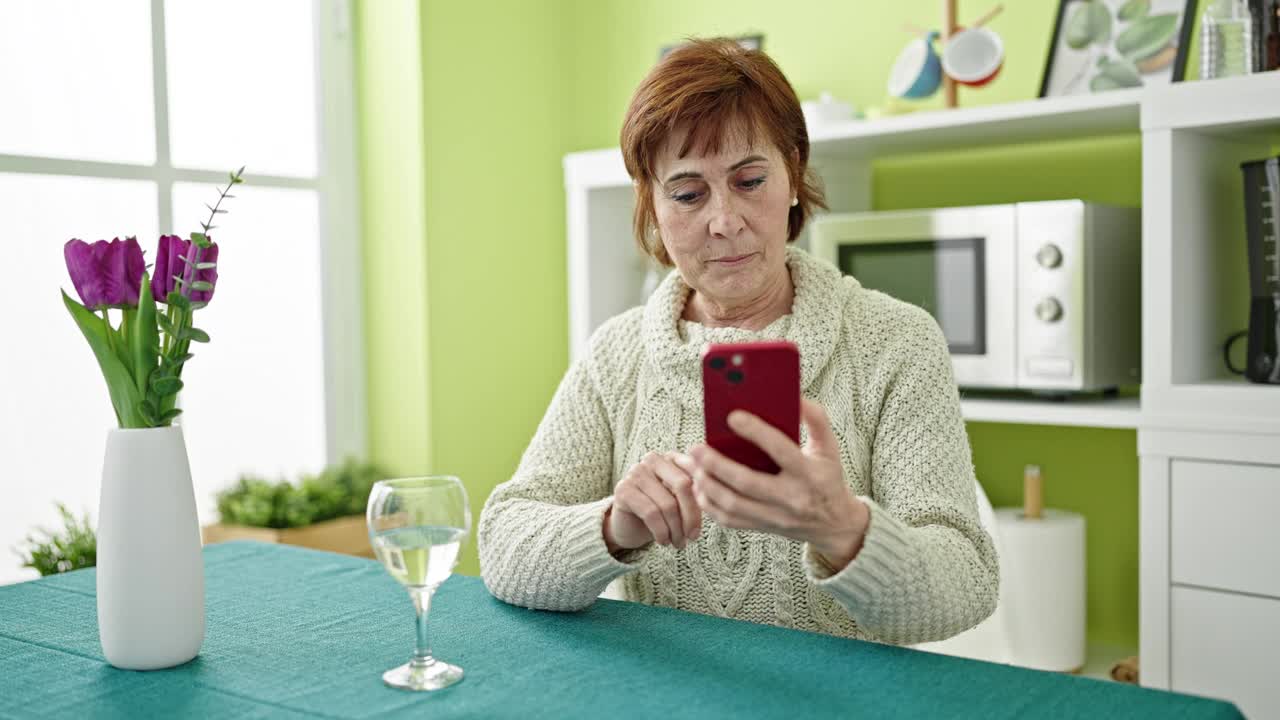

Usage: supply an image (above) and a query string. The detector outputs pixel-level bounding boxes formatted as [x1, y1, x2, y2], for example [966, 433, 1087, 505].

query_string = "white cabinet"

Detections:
[1171, 586, 1280, 720]
[1140, 429, 1280, 715]
[1171, 460, 1280, 599]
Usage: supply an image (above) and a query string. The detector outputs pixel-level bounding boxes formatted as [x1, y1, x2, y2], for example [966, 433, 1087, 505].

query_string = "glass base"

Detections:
[383, 658, 464, 691]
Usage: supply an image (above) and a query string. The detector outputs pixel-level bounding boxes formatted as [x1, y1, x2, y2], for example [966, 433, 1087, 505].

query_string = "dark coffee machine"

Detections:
[1227, 156, 1280, 384]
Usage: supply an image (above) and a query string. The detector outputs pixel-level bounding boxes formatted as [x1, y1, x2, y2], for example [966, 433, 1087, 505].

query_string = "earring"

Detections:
[791, 197, 799, 207]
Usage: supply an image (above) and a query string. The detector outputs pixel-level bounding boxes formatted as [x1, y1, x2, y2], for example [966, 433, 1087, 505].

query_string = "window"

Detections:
[0, 0, 365, 584]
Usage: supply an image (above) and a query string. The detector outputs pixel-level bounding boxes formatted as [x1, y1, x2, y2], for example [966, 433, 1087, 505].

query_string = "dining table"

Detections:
[0, 541, 1245, 719]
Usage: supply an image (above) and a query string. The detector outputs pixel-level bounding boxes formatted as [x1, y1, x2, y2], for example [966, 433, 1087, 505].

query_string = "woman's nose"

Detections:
[707, 192, 745, 239]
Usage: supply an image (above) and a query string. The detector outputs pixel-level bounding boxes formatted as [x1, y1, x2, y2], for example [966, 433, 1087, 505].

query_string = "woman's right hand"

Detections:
[604, 451, 702, 554]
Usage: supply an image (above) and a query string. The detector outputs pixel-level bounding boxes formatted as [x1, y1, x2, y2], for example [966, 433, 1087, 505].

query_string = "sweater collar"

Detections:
[641, 245, 852, 405]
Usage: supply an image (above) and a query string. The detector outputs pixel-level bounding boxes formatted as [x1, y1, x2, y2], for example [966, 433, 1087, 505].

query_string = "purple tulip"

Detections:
[151, 234, 219, 304]
[63, 237, 147, 309]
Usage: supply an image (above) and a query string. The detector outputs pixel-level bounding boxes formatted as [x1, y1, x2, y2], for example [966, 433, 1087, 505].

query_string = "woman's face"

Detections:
[651, 127, 794, 308]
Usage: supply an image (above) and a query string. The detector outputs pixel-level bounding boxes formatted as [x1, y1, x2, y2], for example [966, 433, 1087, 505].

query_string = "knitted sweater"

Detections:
[478, 246, 998, 644]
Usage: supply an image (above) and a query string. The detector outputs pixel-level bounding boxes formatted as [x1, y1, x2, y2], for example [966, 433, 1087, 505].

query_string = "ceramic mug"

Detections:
[942, 26, 1004, 87]
[888, 31, 942, 99]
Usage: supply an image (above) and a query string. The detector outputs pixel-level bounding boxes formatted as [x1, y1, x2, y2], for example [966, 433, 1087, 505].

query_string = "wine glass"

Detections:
[367, 475, 471, 691]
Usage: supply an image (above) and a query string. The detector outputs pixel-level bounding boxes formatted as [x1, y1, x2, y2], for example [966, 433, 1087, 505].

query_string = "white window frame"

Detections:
[0, 0, 367, 464]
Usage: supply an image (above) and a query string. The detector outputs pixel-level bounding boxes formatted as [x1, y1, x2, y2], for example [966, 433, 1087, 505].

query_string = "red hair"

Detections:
[620, 37, 826, 266]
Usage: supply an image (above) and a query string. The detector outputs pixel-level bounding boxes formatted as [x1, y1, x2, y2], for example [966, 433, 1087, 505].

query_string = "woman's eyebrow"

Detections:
[663, 154, 768, 185]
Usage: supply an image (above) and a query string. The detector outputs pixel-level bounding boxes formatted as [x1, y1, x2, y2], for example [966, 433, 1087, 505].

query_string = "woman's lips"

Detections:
[710, 253, 756, 266]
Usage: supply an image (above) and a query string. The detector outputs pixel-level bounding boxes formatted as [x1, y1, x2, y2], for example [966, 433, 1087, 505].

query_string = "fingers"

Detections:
[635, 452, 697, 548]
[800, 399, 839, 457]
[691, 466, 779, 531]
[657, 452, 702, 543]
[688, 443, 775, 504]
[631, 473, 681, 547]
[726, 410, 805, 472]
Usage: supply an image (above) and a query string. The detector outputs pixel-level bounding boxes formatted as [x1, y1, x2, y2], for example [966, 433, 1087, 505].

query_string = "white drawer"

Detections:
[1171, 459, 1280, 598]
[1171, 586, 1279, 719]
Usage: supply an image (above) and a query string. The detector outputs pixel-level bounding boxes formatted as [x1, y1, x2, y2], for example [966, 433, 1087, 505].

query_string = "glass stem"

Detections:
[410, 587, 434, 665]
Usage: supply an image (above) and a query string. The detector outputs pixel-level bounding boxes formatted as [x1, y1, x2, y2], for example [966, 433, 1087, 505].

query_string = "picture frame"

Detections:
[1039, 0, 1197, 97]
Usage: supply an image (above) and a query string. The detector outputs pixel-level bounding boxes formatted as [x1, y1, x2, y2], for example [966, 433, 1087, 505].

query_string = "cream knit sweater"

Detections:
[478, 246, 998, 645]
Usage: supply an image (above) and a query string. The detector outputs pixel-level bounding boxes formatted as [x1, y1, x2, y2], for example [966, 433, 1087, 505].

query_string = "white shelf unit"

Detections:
[564, 87, 1146, 429]
[1141, 73, 1280, 436]
[960, 396, 1140, 429]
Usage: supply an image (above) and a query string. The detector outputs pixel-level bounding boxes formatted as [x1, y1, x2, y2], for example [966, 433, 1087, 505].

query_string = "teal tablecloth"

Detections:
[0, 542, 1243, 719]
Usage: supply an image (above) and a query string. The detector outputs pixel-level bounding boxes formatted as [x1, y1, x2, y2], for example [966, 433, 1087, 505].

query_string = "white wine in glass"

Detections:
[367, 476, 471, 691]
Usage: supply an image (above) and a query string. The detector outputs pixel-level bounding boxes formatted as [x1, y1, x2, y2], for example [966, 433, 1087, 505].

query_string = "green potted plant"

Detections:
[15, 503, 97, 577]
[201, 458, 384, 558]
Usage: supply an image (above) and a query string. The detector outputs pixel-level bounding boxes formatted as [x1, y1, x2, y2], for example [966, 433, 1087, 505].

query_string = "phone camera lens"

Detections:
[731, 353, 743, 366]
[709, 357, 726, 370]
[727, 370, 744, 384]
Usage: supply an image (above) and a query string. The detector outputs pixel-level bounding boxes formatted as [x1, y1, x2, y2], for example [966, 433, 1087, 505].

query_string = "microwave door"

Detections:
[827, 206, 1018, 388]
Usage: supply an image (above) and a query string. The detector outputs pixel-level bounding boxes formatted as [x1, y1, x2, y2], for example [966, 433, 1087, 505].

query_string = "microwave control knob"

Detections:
[1035, 297, 1064, 323]
[1036, 244, 1063, 269]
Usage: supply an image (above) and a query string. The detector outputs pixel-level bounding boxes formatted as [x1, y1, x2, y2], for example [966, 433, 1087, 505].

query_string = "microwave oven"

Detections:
[808, 200, 1141, 393]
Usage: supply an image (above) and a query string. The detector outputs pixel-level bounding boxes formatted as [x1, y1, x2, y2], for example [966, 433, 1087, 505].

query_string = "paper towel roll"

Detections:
[993, 507, 1086, 672]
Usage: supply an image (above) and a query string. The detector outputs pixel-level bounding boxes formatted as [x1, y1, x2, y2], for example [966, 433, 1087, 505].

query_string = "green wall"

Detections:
[357, 0, 1230, 650]
[355, 0, 433, 476]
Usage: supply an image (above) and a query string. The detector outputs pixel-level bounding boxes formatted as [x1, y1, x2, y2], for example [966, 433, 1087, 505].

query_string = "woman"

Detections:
[478, 38, 997, 645]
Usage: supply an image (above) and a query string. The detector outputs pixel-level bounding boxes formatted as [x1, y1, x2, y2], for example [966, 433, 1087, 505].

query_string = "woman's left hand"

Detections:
[677, 398, 871, 571]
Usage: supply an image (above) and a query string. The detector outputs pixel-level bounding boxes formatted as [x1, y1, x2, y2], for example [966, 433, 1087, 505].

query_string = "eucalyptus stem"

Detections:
[182, 167, 243, 303]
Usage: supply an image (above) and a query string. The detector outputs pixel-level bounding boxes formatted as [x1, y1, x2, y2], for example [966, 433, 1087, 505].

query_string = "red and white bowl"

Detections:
[942, 27, 1004, 87]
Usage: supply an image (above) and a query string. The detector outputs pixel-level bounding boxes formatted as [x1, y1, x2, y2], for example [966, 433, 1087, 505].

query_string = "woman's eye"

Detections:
[672, 191, 701, 205]
[739, 177, 765, 190]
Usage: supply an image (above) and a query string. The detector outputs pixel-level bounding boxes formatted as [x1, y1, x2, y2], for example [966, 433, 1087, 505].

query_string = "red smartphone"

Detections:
[701, 341, 800, 475]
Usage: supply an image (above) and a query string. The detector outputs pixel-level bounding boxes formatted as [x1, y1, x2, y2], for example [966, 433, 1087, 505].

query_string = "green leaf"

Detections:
[62, 291, 145, 428]
[1090, 56, 1143, 90]
[167, 291, 191, 310]
[185, 327, 211, 343]
[157, 313, 176, 336]
[139, 399, 157, 425]
[190, 281, 214, 292]
[159, 408, 183, 424]
[130, 271, 160, 407]
[1065, 0, 1112, 49]
[196, 262, 217, 270]
[1118, 0, 1149, 21]
[106, 313, 132, 375]
[1115, 13, 1178, 61]
[150, 376, 183, 396]
[161, 352, 196, 368]
[191, 232, 208, 245]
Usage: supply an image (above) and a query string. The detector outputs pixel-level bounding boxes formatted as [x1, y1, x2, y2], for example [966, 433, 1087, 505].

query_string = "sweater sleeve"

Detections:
[801, 310, 999, 645]
[478, 337, 645, 612]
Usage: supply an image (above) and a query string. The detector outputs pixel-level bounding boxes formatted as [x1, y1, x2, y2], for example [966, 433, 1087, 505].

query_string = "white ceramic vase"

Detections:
[97, 424, 205, 670]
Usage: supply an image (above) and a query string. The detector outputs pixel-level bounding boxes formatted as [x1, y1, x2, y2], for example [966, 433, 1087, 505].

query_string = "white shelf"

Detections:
[563, 89, 1145, 192]
[1143, 72, 1280, 135]
[1144, 380, 1280, 435]
[810, 88, 1142, 159]
[562, 147, 628, 190]
[961, 396, 1140, 429]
